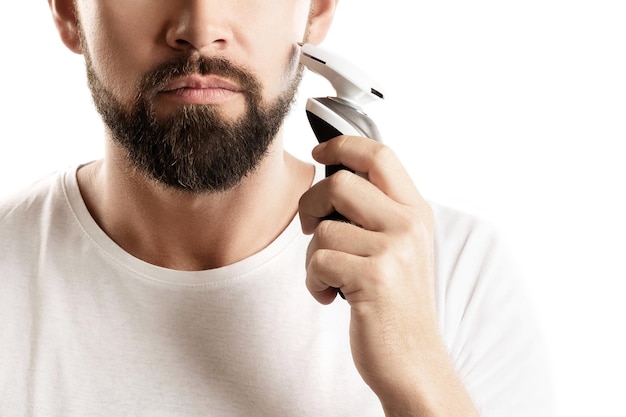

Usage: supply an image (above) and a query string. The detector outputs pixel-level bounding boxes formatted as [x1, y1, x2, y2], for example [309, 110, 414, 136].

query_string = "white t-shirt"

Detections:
[0, 166, 553, 416]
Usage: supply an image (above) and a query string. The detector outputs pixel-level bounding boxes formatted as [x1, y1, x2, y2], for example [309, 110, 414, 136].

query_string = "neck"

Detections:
[78, 133, 314, 271]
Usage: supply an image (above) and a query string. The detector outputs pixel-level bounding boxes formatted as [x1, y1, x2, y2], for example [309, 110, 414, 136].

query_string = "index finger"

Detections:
[312, 136, 424, 208]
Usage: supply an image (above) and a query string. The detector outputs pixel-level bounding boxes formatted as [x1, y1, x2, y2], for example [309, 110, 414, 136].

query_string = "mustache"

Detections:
[136, 54, 261, 100]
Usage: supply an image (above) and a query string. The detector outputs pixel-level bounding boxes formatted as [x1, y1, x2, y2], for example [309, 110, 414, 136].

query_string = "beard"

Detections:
[84, 49, 302, 193]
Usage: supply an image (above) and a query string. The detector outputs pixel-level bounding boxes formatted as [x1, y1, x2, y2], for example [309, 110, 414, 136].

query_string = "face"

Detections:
[67, 0, 329, 193]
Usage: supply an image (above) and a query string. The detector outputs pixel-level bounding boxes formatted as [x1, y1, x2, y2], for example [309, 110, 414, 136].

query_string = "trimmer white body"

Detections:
[299, 43, 385, 180]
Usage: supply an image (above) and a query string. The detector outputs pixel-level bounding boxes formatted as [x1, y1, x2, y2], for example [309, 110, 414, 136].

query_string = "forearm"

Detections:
[374, 339, 480, 417]
[378, 368, 480, 417]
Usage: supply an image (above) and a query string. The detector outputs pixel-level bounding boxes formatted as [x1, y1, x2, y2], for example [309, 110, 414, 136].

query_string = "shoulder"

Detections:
[430, 201, 521, 304]
[430, 203, 554, 415]
[431, 201, 498, 239]
[0, 170, 68, 224]
[0, 169, 74, 280]
[430, 201, 505, 264]
[430, 201, 528, 349]
[0, 167, 79, 251]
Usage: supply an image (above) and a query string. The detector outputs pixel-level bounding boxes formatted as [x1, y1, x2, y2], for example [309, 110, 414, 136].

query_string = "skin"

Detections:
[48, 0, 481, 415]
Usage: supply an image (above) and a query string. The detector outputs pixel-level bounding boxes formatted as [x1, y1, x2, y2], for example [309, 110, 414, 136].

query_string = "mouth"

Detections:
[162, 74, 241, 92]
[158, 75, 243, 105]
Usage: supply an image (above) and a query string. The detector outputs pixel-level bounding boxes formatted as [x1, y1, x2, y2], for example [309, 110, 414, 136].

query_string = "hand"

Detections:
[299, 136, 478, 416]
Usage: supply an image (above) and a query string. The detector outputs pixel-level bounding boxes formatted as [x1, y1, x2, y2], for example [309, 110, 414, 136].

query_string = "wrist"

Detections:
[374, 350, 480, 417]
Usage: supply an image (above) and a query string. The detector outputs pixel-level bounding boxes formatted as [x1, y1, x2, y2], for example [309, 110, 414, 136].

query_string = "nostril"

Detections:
[165, 20, 231, 52]
[176, 39, 191, 47]
[168, 36, 227, 52]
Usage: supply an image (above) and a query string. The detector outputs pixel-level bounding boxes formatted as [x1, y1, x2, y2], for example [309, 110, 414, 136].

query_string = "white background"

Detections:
[1, 1, 625, 416]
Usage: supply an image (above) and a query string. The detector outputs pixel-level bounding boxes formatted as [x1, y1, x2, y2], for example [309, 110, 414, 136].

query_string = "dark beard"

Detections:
[85, 52, 301, 193]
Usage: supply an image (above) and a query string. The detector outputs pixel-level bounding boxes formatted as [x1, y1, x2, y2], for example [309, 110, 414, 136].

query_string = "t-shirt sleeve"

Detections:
[433, 204, 555, 416]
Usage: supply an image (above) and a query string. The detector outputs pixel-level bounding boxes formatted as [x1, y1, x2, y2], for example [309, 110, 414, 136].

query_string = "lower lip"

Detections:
[158, 87, 242, 105]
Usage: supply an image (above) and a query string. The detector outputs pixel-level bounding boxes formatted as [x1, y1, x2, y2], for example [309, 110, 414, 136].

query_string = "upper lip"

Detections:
[161, 75, 241, 92]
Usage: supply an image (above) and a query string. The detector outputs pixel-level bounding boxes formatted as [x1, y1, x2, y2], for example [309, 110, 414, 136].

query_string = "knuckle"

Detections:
[327, 169, 354, 193]
[335, 134, 353, 149]
[367, 257, 387, 279]
[307, 249, 327, 273]
[315, 219, 335, 240]
[399, 211, 423, 235]
[398, 205, 434, 237]
[370, 143, 397, 165]
[378, 210, 434, 271]
[376, 232, 394, 254]
[306, 236, 318, 262]
[365, 257, 394, 291]
[297, 188, 309, 209]
[312, 221, 334, 250]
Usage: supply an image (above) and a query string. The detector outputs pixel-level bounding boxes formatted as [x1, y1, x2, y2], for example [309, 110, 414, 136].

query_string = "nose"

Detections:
[165, 1, 233, 53]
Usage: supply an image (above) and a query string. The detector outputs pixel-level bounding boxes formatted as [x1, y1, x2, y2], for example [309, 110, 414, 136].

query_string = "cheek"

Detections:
[278, 43, 303, 90]
[79, 2, 163, 103]
[253, 45, 301, 106]
[249, 5, 310, 99]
